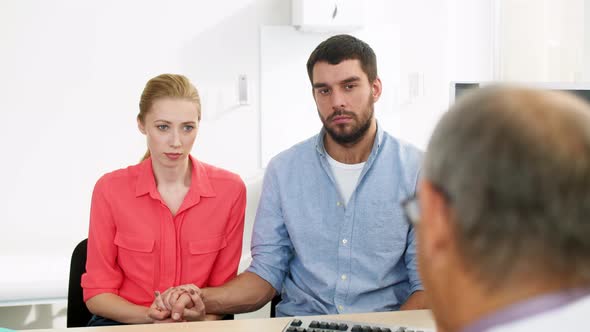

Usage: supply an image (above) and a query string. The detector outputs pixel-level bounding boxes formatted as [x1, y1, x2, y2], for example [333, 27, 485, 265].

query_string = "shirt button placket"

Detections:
[334, 196, 351, 315]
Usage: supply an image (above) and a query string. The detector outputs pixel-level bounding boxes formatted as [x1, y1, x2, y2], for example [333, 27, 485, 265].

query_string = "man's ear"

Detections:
[371, 77, 383, 103]
[420, 180, 455, 258]
[137, 117, 146, 135]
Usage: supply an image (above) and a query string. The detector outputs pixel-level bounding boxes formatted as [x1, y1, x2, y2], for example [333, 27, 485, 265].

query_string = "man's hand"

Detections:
[399, 290, 428, 310]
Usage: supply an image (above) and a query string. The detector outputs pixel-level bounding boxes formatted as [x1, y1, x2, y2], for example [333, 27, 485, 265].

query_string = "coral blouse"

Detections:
[82, 156, 246, 306]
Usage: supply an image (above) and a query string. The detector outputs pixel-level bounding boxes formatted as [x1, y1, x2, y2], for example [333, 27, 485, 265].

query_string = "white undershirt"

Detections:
[326, 153, 365, 206]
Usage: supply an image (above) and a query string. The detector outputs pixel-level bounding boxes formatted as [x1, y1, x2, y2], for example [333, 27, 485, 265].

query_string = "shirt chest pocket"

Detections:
[363, 200, 407, 254]
[114, 232, 155, 277]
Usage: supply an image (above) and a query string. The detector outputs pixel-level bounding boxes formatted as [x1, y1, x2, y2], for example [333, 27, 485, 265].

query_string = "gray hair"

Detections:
[424, 85, 590, 286]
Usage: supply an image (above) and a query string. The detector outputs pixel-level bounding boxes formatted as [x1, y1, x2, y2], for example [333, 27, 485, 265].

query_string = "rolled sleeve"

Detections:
[404, 162, 423, 294]
[207, 180, 247, 287]
[81, 176, 124, 302]
[404, 224, 423, 293]
[246, 162, 293, 293]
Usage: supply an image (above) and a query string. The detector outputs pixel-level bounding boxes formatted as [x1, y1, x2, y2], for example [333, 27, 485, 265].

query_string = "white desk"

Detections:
[20, 310, 436, 332]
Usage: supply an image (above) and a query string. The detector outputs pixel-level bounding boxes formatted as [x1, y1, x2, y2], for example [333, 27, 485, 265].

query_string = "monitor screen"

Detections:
[450, 82, 590, 105]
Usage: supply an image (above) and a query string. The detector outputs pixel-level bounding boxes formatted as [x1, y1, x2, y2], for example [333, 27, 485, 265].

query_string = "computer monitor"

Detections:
[450, 82, 590, 105]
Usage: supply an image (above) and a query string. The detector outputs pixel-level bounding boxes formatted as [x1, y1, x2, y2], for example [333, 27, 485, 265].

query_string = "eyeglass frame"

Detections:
[401, 183, 452, 227]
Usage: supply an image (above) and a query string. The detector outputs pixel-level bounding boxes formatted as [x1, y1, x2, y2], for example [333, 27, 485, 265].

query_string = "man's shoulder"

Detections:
[381, 131, 422, 154]
[267, 134, 319, 168]
[380, 132, 424, 167]
[373, 132, 424, 195]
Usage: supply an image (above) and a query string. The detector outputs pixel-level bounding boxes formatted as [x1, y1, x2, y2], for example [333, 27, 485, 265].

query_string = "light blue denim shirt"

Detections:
[247, 123, 423, 316]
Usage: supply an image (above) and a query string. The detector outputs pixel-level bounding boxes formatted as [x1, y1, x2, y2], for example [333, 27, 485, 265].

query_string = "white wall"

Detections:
[385, 0, 494, 148]
[496, 0, 585, 81]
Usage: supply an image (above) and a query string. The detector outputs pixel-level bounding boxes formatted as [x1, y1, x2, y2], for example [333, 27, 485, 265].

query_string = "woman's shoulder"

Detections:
[94, 162, 143, 189]
[197, 161, 245, 188]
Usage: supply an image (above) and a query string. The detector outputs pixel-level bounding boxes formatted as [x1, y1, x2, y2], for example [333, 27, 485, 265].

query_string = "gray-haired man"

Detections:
[408, 85, 590, 332]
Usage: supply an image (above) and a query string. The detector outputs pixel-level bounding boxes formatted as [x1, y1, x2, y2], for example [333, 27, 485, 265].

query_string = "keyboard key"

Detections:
[291, 319, 303, 327]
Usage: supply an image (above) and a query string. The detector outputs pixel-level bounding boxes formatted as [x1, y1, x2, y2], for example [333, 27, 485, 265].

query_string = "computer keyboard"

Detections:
[282, 317, 435, 332]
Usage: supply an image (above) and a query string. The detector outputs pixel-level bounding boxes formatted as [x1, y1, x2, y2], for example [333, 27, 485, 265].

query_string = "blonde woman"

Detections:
[82, 74, 246, 325]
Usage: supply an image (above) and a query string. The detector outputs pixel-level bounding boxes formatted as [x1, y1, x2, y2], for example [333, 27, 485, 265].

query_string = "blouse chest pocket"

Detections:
[115, 232, 155, 252]
[188, 235, 227, 255]
[114, 232, 155, 277]
[183, 235, 228, 282]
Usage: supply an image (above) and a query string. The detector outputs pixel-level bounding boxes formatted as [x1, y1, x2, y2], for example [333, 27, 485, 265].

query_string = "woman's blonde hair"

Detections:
[138, 74, 201, 161]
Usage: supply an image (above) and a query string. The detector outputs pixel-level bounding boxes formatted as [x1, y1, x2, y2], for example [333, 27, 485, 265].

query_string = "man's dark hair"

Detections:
[306, 34, 378, 84]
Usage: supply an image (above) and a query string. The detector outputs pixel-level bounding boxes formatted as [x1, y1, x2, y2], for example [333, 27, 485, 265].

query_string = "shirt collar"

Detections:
[135, 155, 216, 201]
[461, 288, 590, 332]
[315, 119, 384, 157]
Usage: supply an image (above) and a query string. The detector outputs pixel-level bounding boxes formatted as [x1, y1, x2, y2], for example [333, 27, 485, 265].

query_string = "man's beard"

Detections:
[321, 101, 374, 145]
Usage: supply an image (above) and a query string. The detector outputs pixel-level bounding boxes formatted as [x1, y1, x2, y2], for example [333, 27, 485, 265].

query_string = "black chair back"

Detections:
[67, 238, 93, 327]
[270, 294, 282, 318]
